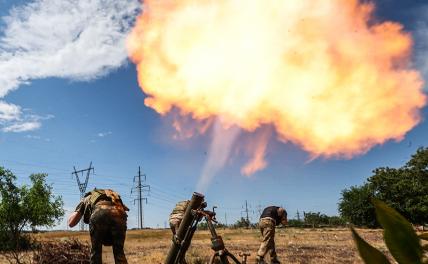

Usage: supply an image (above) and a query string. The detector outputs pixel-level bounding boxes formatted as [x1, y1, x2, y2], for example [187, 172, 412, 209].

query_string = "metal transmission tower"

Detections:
[241, 200, 250, 227]
[132, 166, 150, 229]
[244, 200, 250, 224]
[72, 162, 94, 231]
[256, 204, 263, 216]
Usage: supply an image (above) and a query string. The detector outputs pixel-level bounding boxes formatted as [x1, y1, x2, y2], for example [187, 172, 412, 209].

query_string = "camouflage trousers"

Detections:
[169, 217, 182, 235]
[257, 218, 279, 262]
[169, 217, 189, 264]
[89, 204, 128, 264]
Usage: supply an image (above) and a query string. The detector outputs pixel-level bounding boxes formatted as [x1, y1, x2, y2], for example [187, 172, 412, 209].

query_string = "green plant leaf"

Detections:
[372, 198, 422, 264]
[419, 233, 428, 241]
[351, 227, 390, 264]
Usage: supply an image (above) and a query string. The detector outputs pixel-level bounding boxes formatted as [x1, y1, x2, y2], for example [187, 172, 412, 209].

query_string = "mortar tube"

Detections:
[164, 192, 205, 264]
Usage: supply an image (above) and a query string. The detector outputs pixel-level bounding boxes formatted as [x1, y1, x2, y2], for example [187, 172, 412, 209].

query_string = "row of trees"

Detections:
[288, 212, 346, 227]
[339, 147, 428, 227]
[200, 212, 346, 229]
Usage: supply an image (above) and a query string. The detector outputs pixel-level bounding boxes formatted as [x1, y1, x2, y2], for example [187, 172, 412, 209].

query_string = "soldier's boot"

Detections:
[179, 257, 188, 264]
[271, 257, 281, 264]
[256, 255, 266, 264]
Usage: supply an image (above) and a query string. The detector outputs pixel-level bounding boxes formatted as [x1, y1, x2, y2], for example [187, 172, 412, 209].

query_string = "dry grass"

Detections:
[0, 228, 390, 264]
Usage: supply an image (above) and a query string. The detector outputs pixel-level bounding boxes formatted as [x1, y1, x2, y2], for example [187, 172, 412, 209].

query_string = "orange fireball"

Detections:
[128, 0, 426, 169]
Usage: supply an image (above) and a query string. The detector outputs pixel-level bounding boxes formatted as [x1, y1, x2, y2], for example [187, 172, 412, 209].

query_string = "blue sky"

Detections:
[0, 0, 427, 229]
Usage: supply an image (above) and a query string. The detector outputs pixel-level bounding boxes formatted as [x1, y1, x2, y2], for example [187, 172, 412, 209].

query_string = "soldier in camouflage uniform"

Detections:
[256, 206, 288, 264]
[169, 200, 190, 235]
[68, 188, 129, 264]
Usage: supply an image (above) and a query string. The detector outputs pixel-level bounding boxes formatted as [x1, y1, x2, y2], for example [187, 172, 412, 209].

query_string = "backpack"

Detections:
[171, 200, 190, 216]
[86, 189, 129, 211]
[105, 189, 129, 211]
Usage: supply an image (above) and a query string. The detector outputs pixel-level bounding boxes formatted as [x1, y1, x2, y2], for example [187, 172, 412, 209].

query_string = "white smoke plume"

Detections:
[196, 120, 240, 193]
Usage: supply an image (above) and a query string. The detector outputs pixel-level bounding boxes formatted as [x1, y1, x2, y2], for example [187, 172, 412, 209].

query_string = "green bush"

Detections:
[0, 166, 63, 263]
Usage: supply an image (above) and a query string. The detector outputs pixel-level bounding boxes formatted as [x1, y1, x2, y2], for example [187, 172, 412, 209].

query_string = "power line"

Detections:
[149, 184, 187, 200]
[149, 194, 177, 204]
[72, 162, 94, 231]
[3, 159, 70, 173]
[4, 159, 188, 200]
[149, 190, 180, 203]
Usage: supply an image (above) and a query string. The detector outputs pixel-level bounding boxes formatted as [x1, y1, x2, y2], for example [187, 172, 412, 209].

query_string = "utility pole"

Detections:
[241, 200, 250, 226]
[245, 200, 249, 223]
[132, 166, 150, 229]
[257, 204, 263, 216]
[225, 212, 228, 226]
[72, 162, 94, 231]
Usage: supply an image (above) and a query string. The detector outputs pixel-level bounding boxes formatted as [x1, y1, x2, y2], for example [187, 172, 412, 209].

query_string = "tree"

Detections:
[328, 216, 346, 226]
[339, 147, 428, 226]
[233, 217, 251, 228]
[287, 219, 303, 227]
[287, 210, 304, 227]
[368, 147, 428, 224]
[303, 211, 330, 227]
[338, 184, 377, 227]
[0, 167, 64, 253]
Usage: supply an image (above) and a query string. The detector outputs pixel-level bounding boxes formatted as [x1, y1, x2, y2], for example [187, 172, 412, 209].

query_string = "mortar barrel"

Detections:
[164, 192, 205, 264]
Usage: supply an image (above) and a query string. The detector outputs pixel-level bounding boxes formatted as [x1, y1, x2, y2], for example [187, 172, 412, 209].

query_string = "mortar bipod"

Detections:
[198, 206, 249, 264]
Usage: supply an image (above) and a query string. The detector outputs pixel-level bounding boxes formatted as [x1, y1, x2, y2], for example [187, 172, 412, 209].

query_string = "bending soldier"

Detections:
[169, 200, 190, 235]
[256, 206, 288, 264]
[68, 188, 129, 264]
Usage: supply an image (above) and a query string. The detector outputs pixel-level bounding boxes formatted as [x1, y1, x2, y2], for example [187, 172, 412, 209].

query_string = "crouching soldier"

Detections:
[169, 200, 190, 235]
[68, 188, 129, 264]
[256, 206, 288, 264]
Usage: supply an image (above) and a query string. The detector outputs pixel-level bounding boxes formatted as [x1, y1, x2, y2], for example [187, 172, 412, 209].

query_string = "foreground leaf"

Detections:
[419, 233, 428, 241]
[351, 227, 390, 264]
[372, 198, 422, 264]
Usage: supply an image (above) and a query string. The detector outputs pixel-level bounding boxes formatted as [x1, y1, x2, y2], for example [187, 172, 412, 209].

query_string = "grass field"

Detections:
[0, 228, 390, 263]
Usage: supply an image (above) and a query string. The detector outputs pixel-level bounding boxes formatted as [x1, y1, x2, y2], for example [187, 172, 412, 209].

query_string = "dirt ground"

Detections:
[0, 228, 391, 264]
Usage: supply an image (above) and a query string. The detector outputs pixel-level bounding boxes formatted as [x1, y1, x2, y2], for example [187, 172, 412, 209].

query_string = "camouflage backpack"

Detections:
[81, 189, 127, 224]
[170, 200, 190, 218]
[105, 189, 129, 211]
[88, 189, 129, 211]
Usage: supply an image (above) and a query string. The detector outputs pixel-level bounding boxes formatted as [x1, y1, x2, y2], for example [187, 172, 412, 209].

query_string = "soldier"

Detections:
[68, 188, 129, 264]
[256, 206, 288, 264]
[169, 200, 190, 235]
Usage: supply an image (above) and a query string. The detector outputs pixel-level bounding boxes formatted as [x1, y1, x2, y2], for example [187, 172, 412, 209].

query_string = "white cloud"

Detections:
[3, 121, 41, 132]
[0, 102, 53, 132]
[0, 100, 20, 121]
[97, 131, 112, 137]
[25, 135, 41, 139]
[0, 0, 140, 130]
[25, 134, 51, 141]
